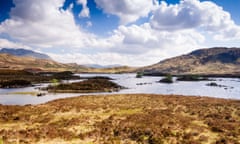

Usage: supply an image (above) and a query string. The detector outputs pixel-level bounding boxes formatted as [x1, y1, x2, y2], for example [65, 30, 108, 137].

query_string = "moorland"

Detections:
[0, 94, 239, 143]
[0, 47, 240, 143]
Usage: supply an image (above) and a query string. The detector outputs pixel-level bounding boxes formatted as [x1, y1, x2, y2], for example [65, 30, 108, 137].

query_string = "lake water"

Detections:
[0, 73, 239, 105]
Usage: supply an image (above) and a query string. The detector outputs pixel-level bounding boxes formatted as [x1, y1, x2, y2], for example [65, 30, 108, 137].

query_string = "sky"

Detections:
[0, 0, 240, 66]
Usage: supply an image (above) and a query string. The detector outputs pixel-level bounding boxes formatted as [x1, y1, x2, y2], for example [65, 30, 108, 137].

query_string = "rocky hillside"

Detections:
[0, 48, 51, 59]
[142, 47, 240, 75]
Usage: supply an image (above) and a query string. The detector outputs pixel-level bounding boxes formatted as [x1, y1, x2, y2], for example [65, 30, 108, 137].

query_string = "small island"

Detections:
[46, 78, 124, 93]
[159, 74, 173, 83]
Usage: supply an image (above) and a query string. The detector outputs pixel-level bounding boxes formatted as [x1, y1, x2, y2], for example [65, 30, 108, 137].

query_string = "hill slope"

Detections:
[0, 48, 51, 60]
[0, 53, 88, 72]
[0, 53, 133, 73]
[142, 47, 240, 75]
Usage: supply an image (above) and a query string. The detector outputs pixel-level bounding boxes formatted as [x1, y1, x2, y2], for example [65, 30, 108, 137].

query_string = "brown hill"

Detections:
[141, 47, 240, 75]
[0, 53, 135, 73]
[0, 53, 88, 72]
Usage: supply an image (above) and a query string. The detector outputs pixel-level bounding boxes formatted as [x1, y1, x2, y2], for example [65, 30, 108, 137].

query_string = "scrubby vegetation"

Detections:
[0, 70, 80, 88]
[136, 72, 143, 78]
[159, 74, 173, 83]
[0, 80, 32, 88]
[82, 76, 114, 80]
[177, 75, 208, 81]
[0, 94, 239, 143]
[46, 78, 123, 93]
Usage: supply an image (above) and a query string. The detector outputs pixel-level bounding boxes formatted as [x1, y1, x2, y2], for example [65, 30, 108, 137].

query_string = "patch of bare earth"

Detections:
[0, 94, 239, 143]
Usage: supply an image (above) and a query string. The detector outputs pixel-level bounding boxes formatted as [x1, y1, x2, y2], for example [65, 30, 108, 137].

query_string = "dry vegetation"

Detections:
[0, 53, 74, 71]
[0, 54, 135, 73]
[141, 48, 240, 75]
[0, 70, 80, 88]
[46, 78, 124, 93]
[0, 94, 239, 144]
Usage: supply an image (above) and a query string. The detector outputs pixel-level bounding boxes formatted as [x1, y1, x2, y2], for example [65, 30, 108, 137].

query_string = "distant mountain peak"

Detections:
[0, 48, 51, 60]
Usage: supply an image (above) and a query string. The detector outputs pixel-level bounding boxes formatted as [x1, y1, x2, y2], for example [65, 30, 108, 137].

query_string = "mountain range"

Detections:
[0, 47, 240, 75]
[0, 53, 65, 71]
[141, 47, 240, 75]
[0, 48, 51, 60]
[0, 48, 133, 73]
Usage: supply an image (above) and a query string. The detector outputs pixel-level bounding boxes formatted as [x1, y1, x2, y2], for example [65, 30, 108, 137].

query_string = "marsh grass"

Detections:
[9, 92, 38, 96]
[0, 94, 239, 143]
[0, 138, 3, 144]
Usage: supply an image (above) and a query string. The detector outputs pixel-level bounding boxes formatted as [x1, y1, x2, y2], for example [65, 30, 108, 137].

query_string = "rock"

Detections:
[37, 93, 46, 97]
[207, 82, 218, 86]
[206, 82, 228, 88]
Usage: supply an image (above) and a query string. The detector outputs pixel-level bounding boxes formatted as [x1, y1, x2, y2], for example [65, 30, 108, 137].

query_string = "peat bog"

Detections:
[0, 94, 239, 143]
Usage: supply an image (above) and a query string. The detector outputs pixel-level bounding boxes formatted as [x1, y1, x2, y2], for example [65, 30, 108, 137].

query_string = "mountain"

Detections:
[0, 53, 133, 73]
[0, 53, 89, 72]
[141, 47, 240, 75]
[0, 48, 51, 60]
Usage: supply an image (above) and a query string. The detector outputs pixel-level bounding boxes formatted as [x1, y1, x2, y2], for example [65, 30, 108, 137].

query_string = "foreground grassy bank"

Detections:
[0, 94, 239, 144]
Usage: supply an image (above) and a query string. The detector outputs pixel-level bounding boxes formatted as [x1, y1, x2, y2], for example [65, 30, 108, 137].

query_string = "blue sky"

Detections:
[0, 0, 240, 66]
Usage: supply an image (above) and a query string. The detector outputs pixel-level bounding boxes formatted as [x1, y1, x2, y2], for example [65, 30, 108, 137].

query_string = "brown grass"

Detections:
[0, 94, 239, 143]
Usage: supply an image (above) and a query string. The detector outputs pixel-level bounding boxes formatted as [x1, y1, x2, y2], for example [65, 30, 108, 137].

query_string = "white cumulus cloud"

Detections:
[150, 0, 240, 40]
[0, 0, 240, 66]
[77, 0, 90, 18]
[0, 0, 95, 49]
[106, 23, 204, 55]
[0, 38, 31, 49]
[95, 0, 158, 24]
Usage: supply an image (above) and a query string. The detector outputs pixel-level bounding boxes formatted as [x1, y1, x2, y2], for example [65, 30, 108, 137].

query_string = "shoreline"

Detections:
[143, 72, 240, 78]
[0, 92, 240, 106]
[0, 94, 239, 143]
[1, 92, 240, 106]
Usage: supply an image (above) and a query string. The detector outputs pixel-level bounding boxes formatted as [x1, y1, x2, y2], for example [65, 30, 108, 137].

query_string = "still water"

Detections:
[0, 73, 239, 105]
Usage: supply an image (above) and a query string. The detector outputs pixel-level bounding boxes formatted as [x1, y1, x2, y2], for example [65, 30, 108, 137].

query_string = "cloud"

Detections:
[0, 0, 95, 49]
[0, 0, 239, 66]
[47, 22, 205, 66]
[86, 21, 92, 27]
[49, 51, 163, 66]
[77, 0, 90, 18]
[0, 38, 31, 49]
[150, 0, 240, 40]
[95, 0, 158, 24]
[105, 23, 204, 55]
